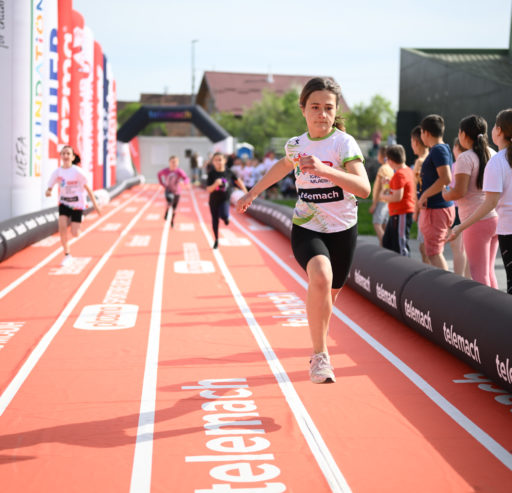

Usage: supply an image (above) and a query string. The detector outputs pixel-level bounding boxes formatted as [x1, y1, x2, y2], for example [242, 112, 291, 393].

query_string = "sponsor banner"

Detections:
[41, 0, 59, 209]
[80, 24, 94, 184]
[0, 0, 14, 221]
[11, 0, 41, 217]
[74, 304, 139, 330]
[402, 269, 512, 393]
[69, 9, 84, 159]
[57, 0, 72, 148]
[102, 54, 109, 187]
[92, 40, 104, 190]
[107, 72, 117, 185]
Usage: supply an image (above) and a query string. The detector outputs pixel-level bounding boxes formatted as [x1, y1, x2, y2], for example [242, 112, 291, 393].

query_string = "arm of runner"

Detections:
[446, 191, 499, 242]
[299, 156, 371, 198]
[236, 157, 294, 213]
[85, 184, 102, 215]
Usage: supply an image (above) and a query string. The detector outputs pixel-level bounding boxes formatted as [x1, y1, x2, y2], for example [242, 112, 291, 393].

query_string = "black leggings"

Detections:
[291, 223, 358, 289]
[498, 234, 512, 294]
[209, 200, 230, 240]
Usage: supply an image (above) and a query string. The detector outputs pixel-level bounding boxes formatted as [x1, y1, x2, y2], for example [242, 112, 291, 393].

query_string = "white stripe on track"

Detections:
[190, 190, 352, 493]
[0, 185, 149, 300]
[231, 214, 512, 472]
[0, 189, 160, 417]
[129, 207, 171, 493]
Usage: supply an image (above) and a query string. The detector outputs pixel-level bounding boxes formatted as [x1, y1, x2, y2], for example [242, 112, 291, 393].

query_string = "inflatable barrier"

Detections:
[241, 197, 512, 394]
[0, 176, 143, 263]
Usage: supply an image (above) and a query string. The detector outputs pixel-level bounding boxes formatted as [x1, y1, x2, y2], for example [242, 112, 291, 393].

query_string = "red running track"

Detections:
[0, 184, 511, 493]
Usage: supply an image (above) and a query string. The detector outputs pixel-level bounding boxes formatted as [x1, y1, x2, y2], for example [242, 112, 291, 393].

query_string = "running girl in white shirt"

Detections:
[237, 77, 370, 383]
[46, 146, 101, 265]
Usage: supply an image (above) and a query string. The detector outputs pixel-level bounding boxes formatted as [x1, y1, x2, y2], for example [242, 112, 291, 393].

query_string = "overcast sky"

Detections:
[73, 0, 511, 109]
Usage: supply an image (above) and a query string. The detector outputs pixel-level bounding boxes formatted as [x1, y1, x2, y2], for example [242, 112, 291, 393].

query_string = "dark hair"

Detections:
[386, 145, 406, 164]
[212, 152, 225, 160]
[421, 114, 445, 138]
[378, 144, 388, 157]
[299, 77, 345, 130]
[495, 109, 512, 168]
[459, 115, 490, 189]
[72, 153, 81, 166]
[410, 125, 424, 144]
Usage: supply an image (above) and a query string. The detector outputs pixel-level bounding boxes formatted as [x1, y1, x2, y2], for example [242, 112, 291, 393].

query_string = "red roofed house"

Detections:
[196, 71, 350, 117]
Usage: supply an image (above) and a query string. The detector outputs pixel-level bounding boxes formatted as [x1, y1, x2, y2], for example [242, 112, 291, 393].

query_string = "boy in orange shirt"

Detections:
[380, 145, 416, 256]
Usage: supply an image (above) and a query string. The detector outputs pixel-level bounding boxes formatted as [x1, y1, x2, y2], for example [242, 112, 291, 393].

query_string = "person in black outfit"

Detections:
[206, 152, 247, 249]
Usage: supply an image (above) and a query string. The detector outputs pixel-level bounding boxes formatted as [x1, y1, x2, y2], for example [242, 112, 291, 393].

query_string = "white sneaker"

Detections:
[61, 254, 73, 266]
[309, 352, 336, 384]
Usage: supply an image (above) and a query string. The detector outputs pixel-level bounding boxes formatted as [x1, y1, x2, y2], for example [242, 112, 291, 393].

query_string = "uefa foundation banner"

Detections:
[0, 0, 118, 223]
[41, 0, 59, 209]
[0, 0, 14, 221]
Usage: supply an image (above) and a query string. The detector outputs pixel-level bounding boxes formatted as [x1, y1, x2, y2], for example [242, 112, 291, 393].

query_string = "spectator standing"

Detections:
[369, 145, 393, 245]
[442, 116, 497, 286]
[449, 109, 512, 293]
[410, 125, 430, 263]
[380, 145, 416, 256]
[415, 114, 455, 270]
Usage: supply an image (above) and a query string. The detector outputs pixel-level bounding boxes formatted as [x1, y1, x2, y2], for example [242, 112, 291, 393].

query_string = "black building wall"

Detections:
[398, 48, 512, 162]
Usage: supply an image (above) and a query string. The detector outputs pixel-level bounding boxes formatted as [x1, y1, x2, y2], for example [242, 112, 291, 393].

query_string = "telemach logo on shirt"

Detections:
[297, 186, 344, 203]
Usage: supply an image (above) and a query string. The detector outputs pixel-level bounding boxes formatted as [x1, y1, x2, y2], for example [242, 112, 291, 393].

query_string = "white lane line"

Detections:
[129, 207, 171, 493]
[231, 215, 512, 472]
[190, 190, 352, 493]
[0, 189, 160, 417]
[0, 185, 149, 300]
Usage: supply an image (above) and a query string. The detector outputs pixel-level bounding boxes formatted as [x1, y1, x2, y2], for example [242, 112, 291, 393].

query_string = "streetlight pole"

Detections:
[191, 39, 198, 105]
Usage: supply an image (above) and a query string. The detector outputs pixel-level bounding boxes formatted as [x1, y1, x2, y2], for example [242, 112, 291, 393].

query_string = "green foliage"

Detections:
[214, 89, 306, 158]
[343, 94, 396, 141]
[117, 102, 168, 136]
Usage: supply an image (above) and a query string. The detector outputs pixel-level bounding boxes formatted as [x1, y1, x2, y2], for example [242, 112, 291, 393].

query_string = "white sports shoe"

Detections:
[61, 254, 73, 266]
[309, 352, 336, 384]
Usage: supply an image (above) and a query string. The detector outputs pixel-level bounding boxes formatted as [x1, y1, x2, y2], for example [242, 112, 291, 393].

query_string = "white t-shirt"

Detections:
[453, 148, 497, 222]
[285, 128, 364, 233]
[47, 165, 89, 210]
[483, 148, 512, 235]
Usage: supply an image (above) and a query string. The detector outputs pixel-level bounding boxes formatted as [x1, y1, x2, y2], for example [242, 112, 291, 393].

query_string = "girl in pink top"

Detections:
[443, 115, 498, 287]
[157, 156, 190, 227]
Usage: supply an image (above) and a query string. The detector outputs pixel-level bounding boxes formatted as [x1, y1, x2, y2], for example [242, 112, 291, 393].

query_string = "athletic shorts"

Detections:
[59, 203, 83, 223]
[165, 191, 181, 209]
[419, 206, 455, 256]
[291, 223, 358, 289]
[372, 201, 389, 225]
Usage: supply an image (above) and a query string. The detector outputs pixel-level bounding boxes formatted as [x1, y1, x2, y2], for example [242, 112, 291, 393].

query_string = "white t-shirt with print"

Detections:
[483, 149, 512, 235]
[285, 128, 364, 233]
[47, 165, 89, 210]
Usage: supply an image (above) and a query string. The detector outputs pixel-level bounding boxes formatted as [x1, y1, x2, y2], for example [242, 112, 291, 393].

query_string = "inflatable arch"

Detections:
[117, 105, 230, 143]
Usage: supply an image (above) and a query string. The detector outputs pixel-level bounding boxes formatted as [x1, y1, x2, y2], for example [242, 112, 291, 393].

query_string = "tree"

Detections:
[214, 89, 306, 158]
[343, 95, 396, 141]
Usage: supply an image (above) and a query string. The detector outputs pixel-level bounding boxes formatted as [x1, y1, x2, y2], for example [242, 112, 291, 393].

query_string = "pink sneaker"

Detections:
[309, 352, 336, 384]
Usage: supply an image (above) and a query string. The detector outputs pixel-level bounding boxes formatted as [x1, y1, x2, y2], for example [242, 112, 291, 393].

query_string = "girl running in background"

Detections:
[46, 146, 101, 266]
[206, 152, 247, 249]
[237, 77, 370, 383]
[157, 155, 190, 227]
[448, 109, 512, 294]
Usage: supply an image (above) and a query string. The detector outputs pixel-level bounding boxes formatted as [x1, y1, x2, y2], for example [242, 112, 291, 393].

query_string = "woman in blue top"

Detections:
[237, 77, 370, 383]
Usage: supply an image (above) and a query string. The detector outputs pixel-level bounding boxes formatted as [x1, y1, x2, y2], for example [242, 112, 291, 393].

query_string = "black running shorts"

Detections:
[291, 223, 358, 289]
[59, 203, 83, 223]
